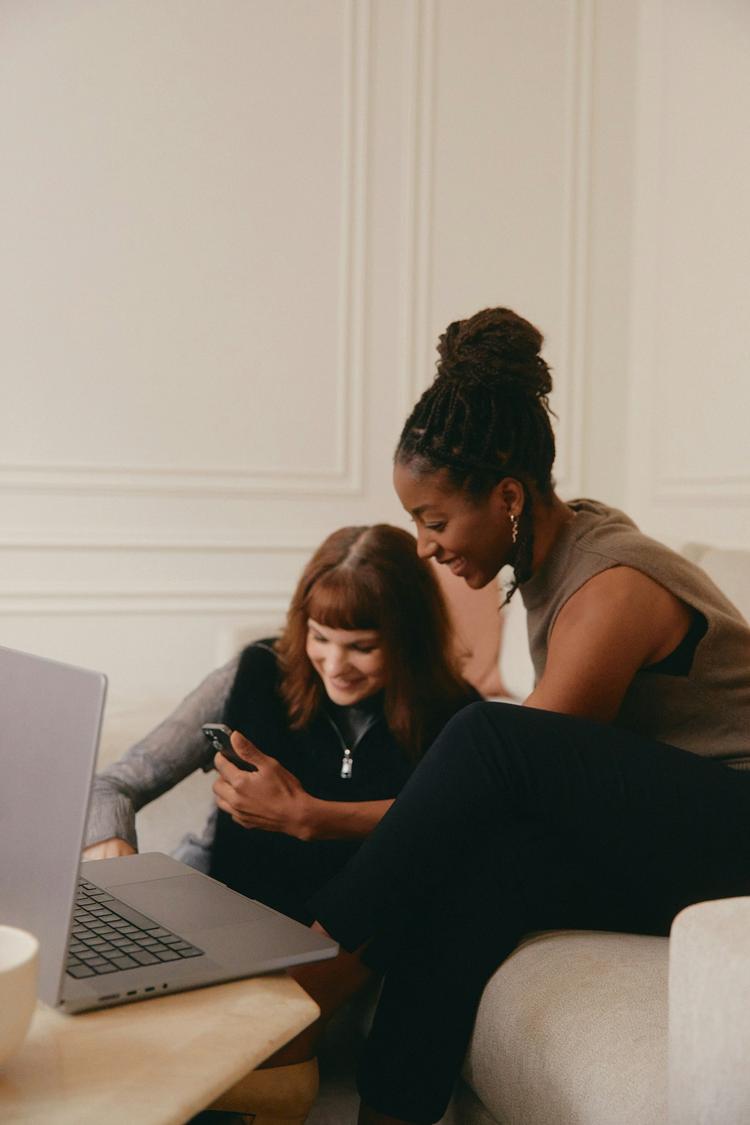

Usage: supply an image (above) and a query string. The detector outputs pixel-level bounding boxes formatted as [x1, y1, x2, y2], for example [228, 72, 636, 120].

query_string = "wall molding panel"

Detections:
[552, 0, 594, 500]
[0, 463, 361, 498]
[653, 478, 750, 506]
[0, 588, 290, 617]
[0, 533, 318, 554]
[393, 0, 595, 501]
[0, 0, 371, 501]
[398, 0, 437, 416]
[626, 0, 750, 532]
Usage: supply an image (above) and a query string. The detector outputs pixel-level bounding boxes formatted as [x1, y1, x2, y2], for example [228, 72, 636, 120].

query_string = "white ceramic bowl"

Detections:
[0, 926, 39, 1068]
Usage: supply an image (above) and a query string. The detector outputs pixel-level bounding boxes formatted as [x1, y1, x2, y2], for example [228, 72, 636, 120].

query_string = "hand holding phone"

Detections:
[201, 723, 258, 772]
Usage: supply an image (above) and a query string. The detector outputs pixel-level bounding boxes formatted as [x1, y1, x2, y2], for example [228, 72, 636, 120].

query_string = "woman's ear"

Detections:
[493, 477, 525, 519]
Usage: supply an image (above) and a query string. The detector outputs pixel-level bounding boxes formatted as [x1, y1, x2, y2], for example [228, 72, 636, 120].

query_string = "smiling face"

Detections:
[393, 461, 521, 589]
[305, 619, 387, 706]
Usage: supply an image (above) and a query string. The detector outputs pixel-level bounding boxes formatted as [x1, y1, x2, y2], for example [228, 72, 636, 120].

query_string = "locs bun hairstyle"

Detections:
[395, 307, 557, 591]
[276, 524, 468, 761]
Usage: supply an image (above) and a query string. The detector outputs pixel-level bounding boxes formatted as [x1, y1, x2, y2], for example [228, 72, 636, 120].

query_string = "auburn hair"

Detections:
[276, 524, 469, 761]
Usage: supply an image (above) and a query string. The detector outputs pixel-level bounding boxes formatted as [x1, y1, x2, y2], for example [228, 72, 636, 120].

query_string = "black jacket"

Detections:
[209, 641, 478, 922]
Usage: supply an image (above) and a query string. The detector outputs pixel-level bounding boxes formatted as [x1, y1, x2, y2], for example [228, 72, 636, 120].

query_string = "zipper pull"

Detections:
[340, 748, 353, 779]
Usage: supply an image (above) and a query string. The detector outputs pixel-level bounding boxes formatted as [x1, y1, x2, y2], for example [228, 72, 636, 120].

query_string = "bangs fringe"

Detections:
[306, 569, 381, 631]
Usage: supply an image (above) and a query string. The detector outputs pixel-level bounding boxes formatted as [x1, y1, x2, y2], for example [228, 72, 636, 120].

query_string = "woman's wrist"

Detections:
[82, 836, 136, 860]
[293, 794, 322, 841]
[292, 796, 393, 842]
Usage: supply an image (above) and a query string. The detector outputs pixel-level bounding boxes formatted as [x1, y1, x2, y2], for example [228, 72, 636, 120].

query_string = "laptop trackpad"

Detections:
[114, 875, 260, 932]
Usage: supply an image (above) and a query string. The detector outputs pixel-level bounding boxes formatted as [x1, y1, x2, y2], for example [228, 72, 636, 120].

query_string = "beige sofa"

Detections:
[93, 544, 750, 1125]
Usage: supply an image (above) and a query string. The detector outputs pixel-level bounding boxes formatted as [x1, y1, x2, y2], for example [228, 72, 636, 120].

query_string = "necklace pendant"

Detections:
[340, 749, 353, 779]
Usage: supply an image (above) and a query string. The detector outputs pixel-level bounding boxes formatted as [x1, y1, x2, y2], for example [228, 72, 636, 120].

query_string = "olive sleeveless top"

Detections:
[520, 500, 750, 766]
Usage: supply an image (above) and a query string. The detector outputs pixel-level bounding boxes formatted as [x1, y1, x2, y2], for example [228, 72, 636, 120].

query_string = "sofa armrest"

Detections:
[669, 896, 750, 1124]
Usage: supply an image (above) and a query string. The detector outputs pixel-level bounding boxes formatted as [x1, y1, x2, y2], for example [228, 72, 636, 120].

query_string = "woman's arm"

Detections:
[211, 731, 394, 841]
[83, 658, 239, 852]
[524, 566, 694, 722]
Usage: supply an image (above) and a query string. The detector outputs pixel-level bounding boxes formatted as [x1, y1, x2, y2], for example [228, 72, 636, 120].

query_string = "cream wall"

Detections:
[625, 0, 750, 549]
[0, 1, 747, 713]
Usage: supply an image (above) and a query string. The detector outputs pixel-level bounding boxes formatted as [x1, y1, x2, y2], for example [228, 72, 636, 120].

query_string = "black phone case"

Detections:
[202, 725, 257, 772]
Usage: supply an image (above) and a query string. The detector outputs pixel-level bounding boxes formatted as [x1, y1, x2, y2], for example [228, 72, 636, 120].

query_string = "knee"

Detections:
[438, 699, 520, 745]
[425, 700, 549, 793]
[424, 700, 521, 775]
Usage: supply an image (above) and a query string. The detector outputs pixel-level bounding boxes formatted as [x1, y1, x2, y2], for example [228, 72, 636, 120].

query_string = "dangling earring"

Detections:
[509, 512, 519, 545]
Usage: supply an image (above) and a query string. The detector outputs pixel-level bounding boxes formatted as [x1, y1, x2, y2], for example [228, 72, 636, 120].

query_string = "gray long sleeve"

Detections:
[84, 658, 239, 851]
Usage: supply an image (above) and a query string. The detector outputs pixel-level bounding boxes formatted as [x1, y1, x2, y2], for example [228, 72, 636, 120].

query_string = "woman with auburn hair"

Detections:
[276, 523, 469, 766]
[83, 522, 478, 1123]
[206, 523, 474, 920]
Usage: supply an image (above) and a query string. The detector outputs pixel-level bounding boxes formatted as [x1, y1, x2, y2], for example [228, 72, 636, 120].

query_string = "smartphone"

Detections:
[201, 723, 257, 772]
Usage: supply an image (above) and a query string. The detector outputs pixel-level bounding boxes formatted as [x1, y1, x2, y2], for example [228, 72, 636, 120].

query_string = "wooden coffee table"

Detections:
[0, 972, 319, 1124]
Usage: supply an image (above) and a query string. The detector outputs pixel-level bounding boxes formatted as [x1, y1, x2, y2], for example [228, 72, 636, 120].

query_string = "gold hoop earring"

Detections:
[509, 512, 519, 545]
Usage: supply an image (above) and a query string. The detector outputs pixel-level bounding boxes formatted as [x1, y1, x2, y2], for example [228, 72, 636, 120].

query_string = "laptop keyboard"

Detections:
[66, 878, 205, 979]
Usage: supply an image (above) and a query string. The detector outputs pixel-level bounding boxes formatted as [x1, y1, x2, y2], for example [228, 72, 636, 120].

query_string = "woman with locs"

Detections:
[234, 307, 750, 1125]
[83, 523, 479, 1122]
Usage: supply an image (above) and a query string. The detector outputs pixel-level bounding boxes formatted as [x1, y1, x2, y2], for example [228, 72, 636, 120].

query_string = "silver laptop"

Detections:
[0, 644, 338, 1014]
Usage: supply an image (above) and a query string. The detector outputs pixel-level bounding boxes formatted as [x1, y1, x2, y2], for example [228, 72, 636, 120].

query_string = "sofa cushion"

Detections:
[461, 930, 668, 1125]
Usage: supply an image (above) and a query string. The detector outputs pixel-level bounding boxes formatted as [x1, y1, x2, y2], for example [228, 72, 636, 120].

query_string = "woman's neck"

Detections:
[530, 493, 576, 575]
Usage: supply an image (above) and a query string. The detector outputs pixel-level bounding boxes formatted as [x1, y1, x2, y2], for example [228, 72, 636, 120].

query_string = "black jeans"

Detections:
[310, 702, 750, 1123]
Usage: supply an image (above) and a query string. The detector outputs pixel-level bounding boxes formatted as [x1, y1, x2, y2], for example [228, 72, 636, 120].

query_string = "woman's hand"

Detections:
[213, 730, 395, 841]
[212, 731, 313, 839]
[82, 837, 137, 861]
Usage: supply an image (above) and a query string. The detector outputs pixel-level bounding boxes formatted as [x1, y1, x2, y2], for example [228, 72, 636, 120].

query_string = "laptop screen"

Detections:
[0, 645, 107, 1005]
